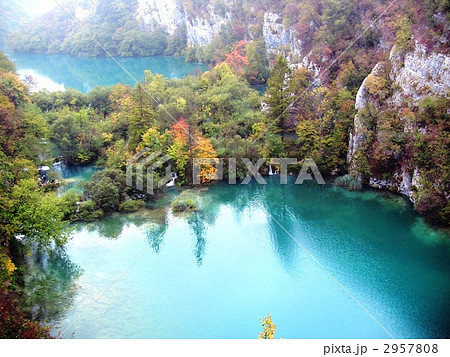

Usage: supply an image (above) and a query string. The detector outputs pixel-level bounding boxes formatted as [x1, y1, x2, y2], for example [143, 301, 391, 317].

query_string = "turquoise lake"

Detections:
[8, 52, 209, 92]
[26, 175, 450, 339]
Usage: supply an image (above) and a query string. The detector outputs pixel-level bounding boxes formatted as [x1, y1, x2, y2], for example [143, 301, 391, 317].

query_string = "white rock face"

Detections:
[262, 12, 320, 79]
[390, 43, 450, 104]
[347, 63, 381, 164]
[134, 1, 231, 45]
[399, 165, 413, 198]
[262, 12, 302, 57]
[135, 0, 185, 35]
[185, 5, 231, 46]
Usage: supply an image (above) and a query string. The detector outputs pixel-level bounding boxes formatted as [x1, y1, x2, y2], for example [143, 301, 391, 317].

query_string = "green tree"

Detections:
[9, 179, 69, 252]
[265, 55, 292, 131]
[395, 15, 413, 53]
[82, 168, 127, 214]
[127, 86, 157, 151]
[0, 50, 15, 72]
[296, 119, 320, 158]
[88, 86, 113, 118]
[50, 105, 105, 164]
[245, 40, 270, 84]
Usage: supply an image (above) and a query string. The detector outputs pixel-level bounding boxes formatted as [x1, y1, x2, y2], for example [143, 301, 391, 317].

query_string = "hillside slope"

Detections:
[5, 0, 450, 224]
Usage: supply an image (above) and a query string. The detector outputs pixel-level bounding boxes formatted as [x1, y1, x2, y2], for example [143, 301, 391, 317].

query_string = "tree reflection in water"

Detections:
[146, 223, 167, 253]
[187, 213, 207, 266]
[21, 182, 314, 326]
[23, 250, 82, 323]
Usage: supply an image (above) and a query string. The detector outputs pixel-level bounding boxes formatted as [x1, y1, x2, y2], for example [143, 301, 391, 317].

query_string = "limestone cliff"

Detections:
[184, 4, 231, 46]
[348, 42, 449, 207]
[135, 0, 185, 36]
[133, 1, 314, 66]
[134, 0, 231, 46]
[262, 11, 319, 76]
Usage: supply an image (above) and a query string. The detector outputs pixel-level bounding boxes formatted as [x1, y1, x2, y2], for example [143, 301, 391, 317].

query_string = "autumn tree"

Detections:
[167, 117, 191, 184]
[0, 289, 52, 339]
[224, 40, 248, 77]
[137, 127, 168, 153]
[258, 314, 277, 339]
[193, 136, 219, 183]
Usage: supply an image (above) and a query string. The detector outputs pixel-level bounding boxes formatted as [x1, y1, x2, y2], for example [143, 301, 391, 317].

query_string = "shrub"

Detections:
[0, 248, 16, 286]
[77, 200, 104, 222]
[335, 174, 363, 191]
[394, 15, 413, 53]
[0, 289, 53, 338]
[82, 168, 126, 213]
[258, 314, 277, 339]
[119, 200, 145, 213]
[171, 195, 198, 212]
[415, 190, 449, 225]
[364, 73, 389, 100]
[58, 189, 82, 221]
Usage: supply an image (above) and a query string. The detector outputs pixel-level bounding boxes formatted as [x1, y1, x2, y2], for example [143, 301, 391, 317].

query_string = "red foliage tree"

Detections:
[169, 116, 189, 144]
[0, 289, 53, 338]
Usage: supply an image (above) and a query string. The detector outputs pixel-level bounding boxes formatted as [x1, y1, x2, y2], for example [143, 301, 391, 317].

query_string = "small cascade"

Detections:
[268, 164, 274, 175]
[52, 160, 65, 175]
[166, 172, 177, 187]
[75, 202, 81, 215]
[15, 234, 25, 242]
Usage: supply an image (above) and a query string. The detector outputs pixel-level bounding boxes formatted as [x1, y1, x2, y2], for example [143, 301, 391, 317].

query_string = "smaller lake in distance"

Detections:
[7, 52, 209, 93]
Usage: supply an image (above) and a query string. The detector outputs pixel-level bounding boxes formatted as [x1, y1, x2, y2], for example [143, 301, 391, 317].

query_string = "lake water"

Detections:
[53, 163, 101, 194]
[26, 176, 450, 339]
[7, 52, 209, 93]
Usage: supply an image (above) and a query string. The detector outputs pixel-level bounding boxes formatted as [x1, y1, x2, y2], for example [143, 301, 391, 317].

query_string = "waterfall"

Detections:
[268, 164, 274, 175]
[166, 172, 177, 187]
[52, 161, 66, 175]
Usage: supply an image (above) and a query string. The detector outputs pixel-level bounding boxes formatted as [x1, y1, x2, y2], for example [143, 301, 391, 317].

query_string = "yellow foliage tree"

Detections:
[258, 314, 277, 339]
[193, 136, 219, 183]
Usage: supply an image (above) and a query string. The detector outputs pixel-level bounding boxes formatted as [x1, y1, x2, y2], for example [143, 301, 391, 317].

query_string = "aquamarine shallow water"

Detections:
[54, 163, 101, 194]
[37, 177, 450, 339]
[8, 53, 209, 92]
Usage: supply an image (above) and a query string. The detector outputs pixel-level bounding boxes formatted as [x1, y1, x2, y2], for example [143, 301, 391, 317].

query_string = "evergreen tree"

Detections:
[244, 40, 269, 85]
[265, 55, 292, 132]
